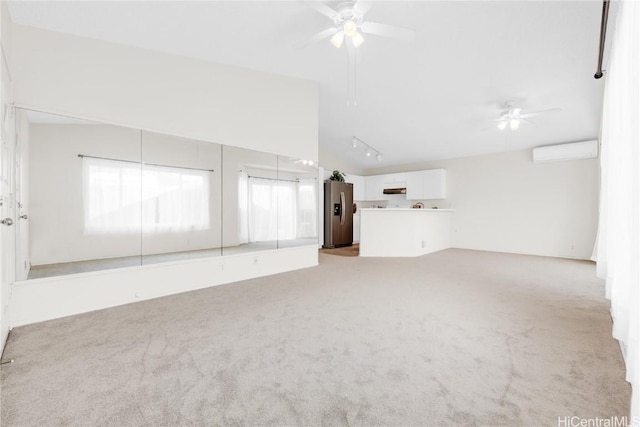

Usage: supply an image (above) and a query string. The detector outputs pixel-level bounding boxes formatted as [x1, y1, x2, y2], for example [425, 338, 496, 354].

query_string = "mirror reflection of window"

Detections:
[221, 146, 278, 255]
[141, 164, 210, 233]
[82, 157, 141, 234]
[82, 157, 210, 234]
[296, 179, 318, 239]
[246, 176, 297, 241]
[275, 157, 319, 249]
[237, 170, 318, 244]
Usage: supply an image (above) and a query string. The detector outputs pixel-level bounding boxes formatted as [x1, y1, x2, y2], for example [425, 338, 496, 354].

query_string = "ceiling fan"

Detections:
[303, 1, 415, 49]
[496, 104, 561, 131]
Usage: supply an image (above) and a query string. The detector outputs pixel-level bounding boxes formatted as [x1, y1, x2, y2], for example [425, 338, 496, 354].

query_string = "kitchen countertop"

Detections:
[360, 208, 456, 212]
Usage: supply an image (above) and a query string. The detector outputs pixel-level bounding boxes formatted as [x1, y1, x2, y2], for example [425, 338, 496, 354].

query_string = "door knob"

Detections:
[1, 218, 13, 226]
[19, 214, 28, 220]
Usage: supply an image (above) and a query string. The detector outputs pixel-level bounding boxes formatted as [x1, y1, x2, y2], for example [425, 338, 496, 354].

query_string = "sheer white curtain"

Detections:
[83, 157, 210, 234]
[141, 164, 209, 233]
[297, 178, 317, 238]
[245, 177, 306, 242]
[238, 171, 249, 244]
[83, 157, 141, 234]
[277, 180, 297, 241]
[594, 0, 640, 420]
[247, 177, 279, 242]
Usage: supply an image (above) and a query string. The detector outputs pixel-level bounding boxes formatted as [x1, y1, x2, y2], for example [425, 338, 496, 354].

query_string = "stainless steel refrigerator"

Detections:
[323, 181, 353, 248]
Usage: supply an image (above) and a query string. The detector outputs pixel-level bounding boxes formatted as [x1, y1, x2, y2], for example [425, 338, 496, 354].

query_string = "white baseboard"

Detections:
[11, 246, 318, 327]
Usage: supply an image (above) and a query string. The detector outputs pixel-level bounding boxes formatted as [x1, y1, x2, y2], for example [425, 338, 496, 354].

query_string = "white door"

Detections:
[0, 53, 15, 352]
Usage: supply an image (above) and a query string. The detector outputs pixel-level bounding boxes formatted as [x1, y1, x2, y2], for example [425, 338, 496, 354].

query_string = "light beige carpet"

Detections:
[0, 249, 630, 426]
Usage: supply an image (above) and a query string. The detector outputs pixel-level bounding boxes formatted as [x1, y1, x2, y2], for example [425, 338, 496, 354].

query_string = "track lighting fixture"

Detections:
[351, 136, 382, 162]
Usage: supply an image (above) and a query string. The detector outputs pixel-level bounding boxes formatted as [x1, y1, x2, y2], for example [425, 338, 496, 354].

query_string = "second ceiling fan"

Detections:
[496, 105, 561, 131]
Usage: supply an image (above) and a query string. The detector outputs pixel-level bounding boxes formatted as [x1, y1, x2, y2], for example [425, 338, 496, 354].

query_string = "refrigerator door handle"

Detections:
[340, 191, 346, 225]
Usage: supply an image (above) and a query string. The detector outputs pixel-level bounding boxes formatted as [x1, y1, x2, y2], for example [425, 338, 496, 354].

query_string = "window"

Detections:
[239, 175, 317, 243]
[82, 157, 210, 234]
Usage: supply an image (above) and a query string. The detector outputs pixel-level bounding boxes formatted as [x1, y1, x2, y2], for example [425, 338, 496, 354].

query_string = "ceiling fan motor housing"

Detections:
[333, 3, 364, 29]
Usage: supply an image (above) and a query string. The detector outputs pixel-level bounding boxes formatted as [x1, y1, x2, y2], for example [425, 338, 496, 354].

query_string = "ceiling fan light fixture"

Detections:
[376, 153, 382, 162]
[352, 137, 358, 148]
[497, 120, 508, 131]
[510, 119, 520, 130]
[330, 30, 345, 49]
[343, 19, 357, 37]
[352, 31, 365, 48]
[366, 150, 371, 157]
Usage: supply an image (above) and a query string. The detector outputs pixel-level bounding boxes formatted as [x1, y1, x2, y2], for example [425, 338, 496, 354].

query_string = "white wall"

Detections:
[319, 146, 364, 177]
[11, 24, 318, 162]
[366, 149, 599, 259]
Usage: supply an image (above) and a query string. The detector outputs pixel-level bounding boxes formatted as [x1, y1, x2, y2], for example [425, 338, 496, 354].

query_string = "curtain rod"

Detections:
[248, 175, 299, 183]
[594, 0, 610, 79]
[78, 154, 214, 172]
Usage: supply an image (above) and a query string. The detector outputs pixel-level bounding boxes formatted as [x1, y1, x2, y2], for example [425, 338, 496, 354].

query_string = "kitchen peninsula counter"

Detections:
[359, 208, 455, 257]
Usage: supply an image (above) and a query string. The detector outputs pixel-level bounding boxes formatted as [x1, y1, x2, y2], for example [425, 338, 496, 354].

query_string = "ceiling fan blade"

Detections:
[353, 0, 373, 15]
[308, 2, 338, 19]
[294, 27, 338, 48]
[360, 21, 415, 42]
[519, 108, 561, 118]
[520, 118, 539, 128]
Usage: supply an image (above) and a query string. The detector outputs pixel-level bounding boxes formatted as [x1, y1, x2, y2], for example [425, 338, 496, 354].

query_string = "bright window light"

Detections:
[82, 157, 210, 234]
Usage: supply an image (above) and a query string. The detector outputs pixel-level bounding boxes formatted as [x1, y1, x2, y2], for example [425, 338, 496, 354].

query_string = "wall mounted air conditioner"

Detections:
[532, 140, 599, 163]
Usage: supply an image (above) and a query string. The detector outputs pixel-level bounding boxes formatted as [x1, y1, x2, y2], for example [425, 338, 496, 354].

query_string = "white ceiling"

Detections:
[7, 1, 605, 171]
[26, 110, 98, 125]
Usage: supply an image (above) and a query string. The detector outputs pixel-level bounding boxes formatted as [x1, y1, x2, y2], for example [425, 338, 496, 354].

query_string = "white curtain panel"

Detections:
[245, 177, 315, 243]
[237, 171, 249, 244]
[296, 178, 318, 239]
[83, 157, 210, 234]
[276, 180, 297, 241]
[141, 164, 209, 233]
[595, 0, 640, 420]
[247, 177, 297, 242]
[247, 177, 280, 242]
[82, 157, 142, 234]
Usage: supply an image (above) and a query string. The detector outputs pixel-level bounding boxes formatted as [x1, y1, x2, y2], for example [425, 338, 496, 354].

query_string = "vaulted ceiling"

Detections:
[8, 1, 604, 172]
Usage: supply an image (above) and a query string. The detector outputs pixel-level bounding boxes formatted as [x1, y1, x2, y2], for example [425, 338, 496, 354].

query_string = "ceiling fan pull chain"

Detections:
[346, 49, 351, 106]
[354, 49, 358, 106]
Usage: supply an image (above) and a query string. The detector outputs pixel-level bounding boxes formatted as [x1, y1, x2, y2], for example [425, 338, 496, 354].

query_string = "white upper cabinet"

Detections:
[364, 175, 384, 200]
[362, 169, 446, 201]
[405, 169, 446, 200]
[346, 174, 365, 201]
[382, 172, 407, 187]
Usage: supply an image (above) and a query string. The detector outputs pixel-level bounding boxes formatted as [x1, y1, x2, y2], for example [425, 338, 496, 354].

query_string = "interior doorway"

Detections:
[0, 50, 15, 352]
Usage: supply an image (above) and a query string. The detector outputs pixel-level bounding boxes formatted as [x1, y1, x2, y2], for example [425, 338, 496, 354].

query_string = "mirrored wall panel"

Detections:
[277, 156, 318, 249]
[222, 146, 279, 255]
[17, 108, 319, 280]
[18, 109, 142, 279]
[141, 132, 222, 265]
